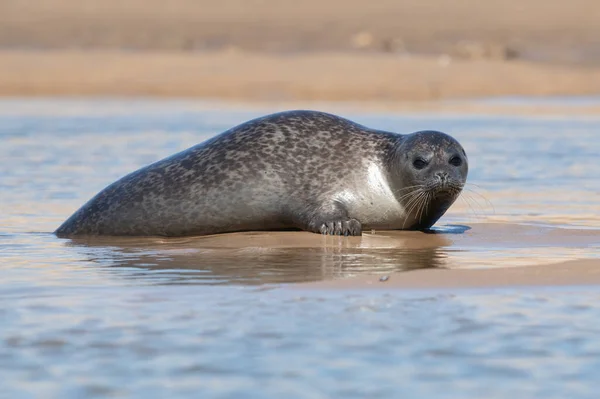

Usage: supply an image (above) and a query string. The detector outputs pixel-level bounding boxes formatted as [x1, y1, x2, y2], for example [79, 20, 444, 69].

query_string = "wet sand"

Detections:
[63, 222, 600, 287]
[296, 259, 600, 290]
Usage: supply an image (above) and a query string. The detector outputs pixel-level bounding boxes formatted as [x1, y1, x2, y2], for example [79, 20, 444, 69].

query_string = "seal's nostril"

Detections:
[435, 172, 450, 186]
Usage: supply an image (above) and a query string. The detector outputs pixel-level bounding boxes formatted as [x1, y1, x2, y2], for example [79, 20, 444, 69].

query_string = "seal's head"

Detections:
[393, 130, 468, 229]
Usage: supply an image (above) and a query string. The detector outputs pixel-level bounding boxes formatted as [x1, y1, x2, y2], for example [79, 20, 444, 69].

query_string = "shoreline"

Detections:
[1, 50, 600, 112]
[293, 259, 600, 291]
[4, 95, 600, 118]
[53, 222, 600, 289]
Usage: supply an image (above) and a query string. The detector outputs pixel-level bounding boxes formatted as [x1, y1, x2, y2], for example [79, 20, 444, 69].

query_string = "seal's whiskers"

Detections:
[402, 189, 427, 229]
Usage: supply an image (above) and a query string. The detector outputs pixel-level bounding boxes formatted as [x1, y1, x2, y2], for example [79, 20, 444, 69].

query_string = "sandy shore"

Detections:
[2, 0, 599, 64]
[1, 0, 600, 101]
[2, 50, 600, 104]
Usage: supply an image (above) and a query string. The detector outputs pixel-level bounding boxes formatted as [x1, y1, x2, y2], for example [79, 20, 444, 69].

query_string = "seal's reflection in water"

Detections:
[64, 227, 468, 285]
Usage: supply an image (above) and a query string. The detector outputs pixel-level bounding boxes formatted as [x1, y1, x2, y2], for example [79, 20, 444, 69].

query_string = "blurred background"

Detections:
[1, 0, 600, 101]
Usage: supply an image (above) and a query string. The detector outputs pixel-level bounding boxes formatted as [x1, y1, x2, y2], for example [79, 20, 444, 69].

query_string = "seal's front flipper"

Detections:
[316, 218, 362, 236]
[297, 202, 363, 236]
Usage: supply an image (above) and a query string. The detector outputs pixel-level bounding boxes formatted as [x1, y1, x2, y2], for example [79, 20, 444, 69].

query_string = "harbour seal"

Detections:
[55, 110, 468, 237]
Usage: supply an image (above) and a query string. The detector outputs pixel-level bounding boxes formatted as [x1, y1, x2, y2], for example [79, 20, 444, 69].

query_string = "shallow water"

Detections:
[1, 98, 600, 397]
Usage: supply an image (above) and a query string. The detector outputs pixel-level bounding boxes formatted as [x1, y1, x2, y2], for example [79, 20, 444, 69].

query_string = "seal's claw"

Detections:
[318, 218, 362, 236]
[343, 219, 362, 236]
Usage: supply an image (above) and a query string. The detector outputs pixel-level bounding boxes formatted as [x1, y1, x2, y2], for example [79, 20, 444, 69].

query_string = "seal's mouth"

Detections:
[399, 181, 464, 230]
[426, 180, 463, 199]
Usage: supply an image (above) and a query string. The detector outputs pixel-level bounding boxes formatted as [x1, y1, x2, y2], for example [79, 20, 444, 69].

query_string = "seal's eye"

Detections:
[413, 159, 428, 170]
[449, 156, 462, 167]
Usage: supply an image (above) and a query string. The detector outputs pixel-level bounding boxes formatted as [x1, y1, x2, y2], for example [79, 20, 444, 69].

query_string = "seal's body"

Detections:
[55, 110, 468, 237]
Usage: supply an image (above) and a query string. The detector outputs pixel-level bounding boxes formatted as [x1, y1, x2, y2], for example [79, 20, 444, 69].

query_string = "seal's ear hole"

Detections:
[413, 159, 428, 169]
[449, 156, 462, 166]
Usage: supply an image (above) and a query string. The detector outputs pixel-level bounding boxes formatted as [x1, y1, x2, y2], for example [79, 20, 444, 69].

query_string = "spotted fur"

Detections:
[55, 110, 468, 237]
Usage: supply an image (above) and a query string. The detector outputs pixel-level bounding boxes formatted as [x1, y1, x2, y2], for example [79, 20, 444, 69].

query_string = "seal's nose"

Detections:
[435, 171, 449, 186]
